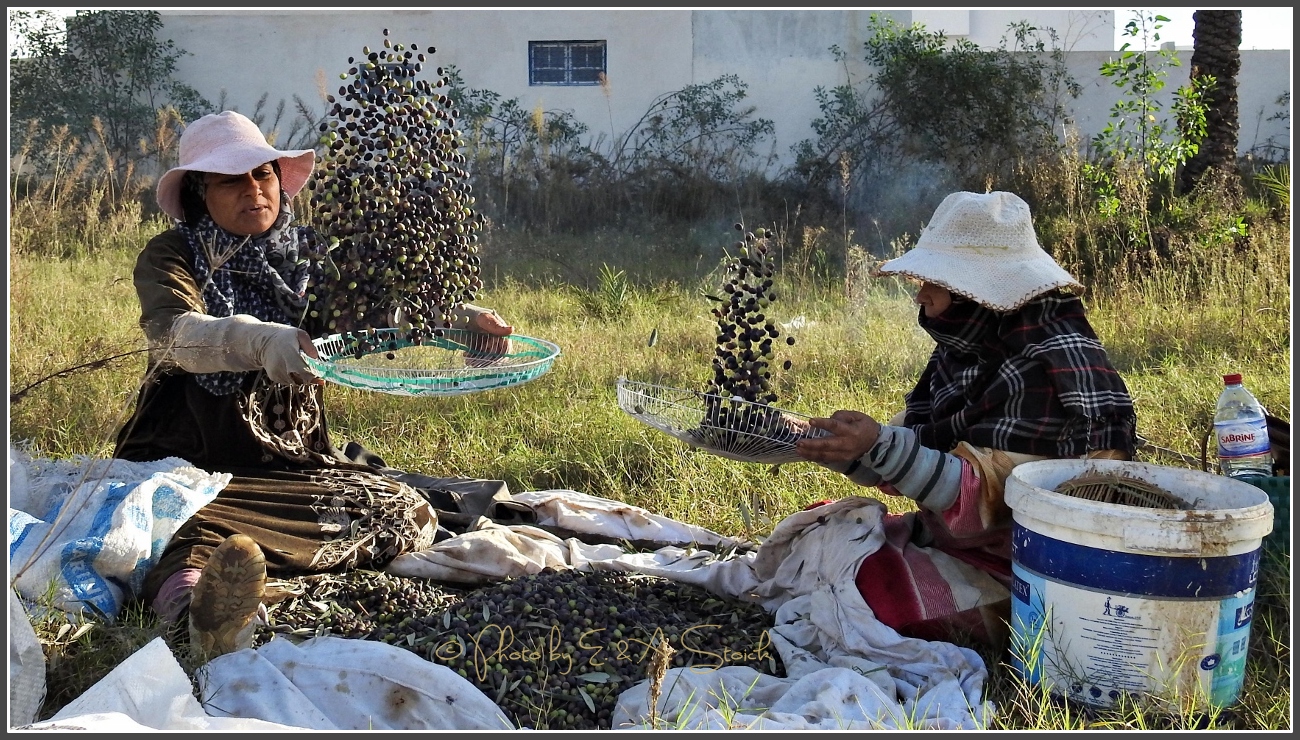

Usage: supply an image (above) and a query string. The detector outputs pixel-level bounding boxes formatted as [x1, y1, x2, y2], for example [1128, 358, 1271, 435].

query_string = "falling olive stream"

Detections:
[307, 28, 487, 354]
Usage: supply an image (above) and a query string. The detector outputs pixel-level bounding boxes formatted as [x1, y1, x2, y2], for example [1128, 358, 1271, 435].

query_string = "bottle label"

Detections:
[1215, 418, 1270, 458]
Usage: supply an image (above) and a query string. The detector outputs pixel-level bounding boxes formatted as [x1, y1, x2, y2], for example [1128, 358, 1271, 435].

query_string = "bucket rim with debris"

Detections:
[1006, 459, 1274, 556]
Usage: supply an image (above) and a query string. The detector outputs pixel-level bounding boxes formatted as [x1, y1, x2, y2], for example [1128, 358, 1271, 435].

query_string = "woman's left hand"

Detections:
[472, 309, 513, 337]
[466, 309, 513, 366]
[796, 410, 882, 463]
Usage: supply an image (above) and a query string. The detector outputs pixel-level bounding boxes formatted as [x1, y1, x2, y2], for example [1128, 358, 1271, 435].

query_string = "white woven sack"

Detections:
[9, 587, 47, 727]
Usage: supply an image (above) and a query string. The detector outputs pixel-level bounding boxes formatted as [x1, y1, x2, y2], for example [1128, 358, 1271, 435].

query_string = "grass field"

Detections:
[8, 220, 1292, 729]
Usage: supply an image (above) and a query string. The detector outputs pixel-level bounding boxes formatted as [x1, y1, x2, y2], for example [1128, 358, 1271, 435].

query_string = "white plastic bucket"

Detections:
[1005, 459, 1274, 710]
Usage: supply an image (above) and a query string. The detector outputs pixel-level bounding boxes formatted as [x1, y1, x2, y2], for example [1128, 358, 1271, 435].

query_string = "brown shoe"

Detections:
[188, 534, 266, 660]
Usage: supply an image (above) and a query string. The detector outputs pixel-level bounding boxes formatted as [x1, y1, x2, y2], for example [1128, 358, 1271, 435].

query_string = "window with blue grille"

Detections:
[529, 40, 606, 86]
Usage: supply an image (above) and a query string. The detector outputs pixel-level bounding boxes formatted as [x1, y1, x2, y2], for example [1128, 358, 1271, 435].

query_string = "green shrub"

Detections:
[790, 14, 1078, 242]
[8, 9, 210, 173]
[446, 68, 778, 232]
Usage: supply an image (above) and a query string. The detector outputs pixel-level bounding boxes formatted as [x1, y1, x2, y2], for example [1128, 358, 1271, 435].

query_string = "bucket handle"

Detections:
[1200, 421, 1213, 473]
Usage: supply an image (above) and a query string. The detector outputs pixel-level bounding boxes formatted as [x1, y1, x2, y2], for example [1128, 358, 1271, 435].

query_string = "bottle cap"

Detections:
[1223, 373, 1243, 385]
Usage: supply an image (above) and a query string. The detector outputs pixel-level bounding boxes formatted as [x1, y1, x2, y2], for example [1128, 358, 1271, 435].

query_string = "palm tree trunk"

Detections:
[1179, 10, 1242, 197]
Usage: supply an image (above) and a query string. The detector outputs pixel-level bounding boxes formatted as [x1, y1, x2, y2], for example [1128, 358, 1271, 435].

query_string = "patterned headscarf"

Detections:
[177, 192, 319, 395]
[902, 291, 1137, 458]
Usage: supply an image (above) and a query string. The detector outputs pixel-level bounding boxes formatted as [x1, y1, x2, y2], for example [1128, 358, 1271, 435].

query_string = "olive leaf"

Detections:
[578, 686, 597, 713]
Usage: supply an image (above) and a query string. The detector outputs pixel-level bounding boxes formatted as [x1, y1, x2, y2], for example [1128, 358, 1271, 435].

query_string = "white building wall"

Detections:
[1064, 49, 1292, 157]
[689, 10, 909, 170]
[912, 9, 970, 38]
[159, 9, 694, 149]
[157, 9, 1291, 171]
[954, 9, 1115, 50]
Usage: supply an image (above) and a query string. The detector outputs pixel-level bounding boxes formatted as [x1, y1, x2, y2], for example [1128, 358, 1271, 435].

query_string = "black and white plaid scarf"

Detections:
[902, 291, 1137, 458]
[178, 194, 318, 395]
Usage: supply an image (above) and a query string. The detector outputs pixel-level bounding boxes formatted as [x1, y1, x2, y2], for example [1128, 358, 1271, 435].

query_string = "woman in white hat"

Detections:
[797, 190, 1137, 646]
[113, 111, 515, 660]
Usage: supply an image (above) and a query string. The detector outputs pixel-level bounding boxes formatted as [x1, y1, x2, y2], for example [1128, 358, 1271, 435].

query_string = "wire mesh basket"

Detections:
[616, 377, 831, 464]
[1054, 472, 1189, 510]
[304, 327, 560, 396]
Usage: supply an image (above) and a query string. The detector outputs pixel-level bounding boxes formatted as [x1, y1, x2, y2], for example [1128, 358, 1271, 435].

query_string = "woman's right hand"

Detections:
[261, 324, 322, 386]
[297, 329, 320, 360]
[167, 312, 320, 385]
[796, 410, 882, 463]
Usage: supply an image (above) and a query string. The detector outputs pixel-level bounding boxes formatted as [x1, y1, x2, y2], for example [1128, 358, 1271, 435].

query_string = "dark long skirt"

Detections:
[142, 466, 437, 604]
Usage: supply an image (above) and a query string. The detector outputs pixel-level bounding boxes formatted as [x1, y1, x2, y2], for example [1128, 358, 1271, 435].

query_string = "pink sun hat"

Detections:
[156, 111, 316, 221]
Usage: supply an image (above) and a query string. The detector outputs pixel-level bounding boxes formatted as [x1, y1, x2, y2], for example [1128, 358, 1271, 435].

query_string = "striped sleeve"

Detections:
[817, 458, 884, 488]
[861, 425, 963, 512]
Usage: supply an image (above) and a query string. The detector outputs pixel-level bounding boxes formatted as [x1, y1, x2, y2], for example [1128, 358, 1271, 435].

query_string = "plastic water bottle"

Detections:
[1214, 373, 1272, 480]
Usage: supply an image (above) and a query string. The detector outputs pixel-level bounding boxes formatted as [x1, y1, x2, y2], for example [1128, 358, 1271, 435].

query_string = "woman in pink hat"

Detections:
[113, 111, 516, 660]
[797, 190, 1137, 647]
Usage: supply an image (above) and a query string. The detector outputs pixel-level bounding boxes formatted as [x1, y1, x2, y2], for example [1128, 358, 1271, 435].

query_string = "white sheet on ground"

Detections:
[7, 447, 229, 619]
[198, 635, 514, 730]
[386, 522, 580, 583]
[384, 488, 750, 585]
[514, 489, 749, 548]
[611, 665, 909, 730]
[17, 637, 299, 731]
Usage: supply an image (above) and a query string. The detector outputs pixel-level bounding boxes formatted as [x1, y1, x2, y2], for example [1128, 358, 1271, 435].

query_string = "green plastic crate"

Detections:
[1244, 475, 1290, 558]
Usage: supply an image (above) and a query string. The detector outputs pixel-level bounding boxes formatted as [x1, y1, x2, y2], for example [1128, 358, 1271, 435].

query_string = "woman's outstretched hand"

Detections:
[472, 309, 513, 337]
[466, 309, 513, 367]
[796, 410, 882, 463]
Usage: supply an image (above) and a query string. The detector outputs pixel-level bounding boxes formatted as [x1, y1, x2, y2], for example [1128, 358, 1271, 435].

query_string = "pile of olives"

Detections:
[305, 28, 487, 352]
[255, 569, 458, 644]
[258, 567, 783, 730]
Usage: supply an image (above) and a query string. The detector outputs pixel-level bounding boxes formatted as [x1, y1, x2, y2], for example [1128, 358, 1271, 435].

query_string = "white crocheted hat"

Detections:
[156, 111, 315, 221]
[874, 191, 1082, 311]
